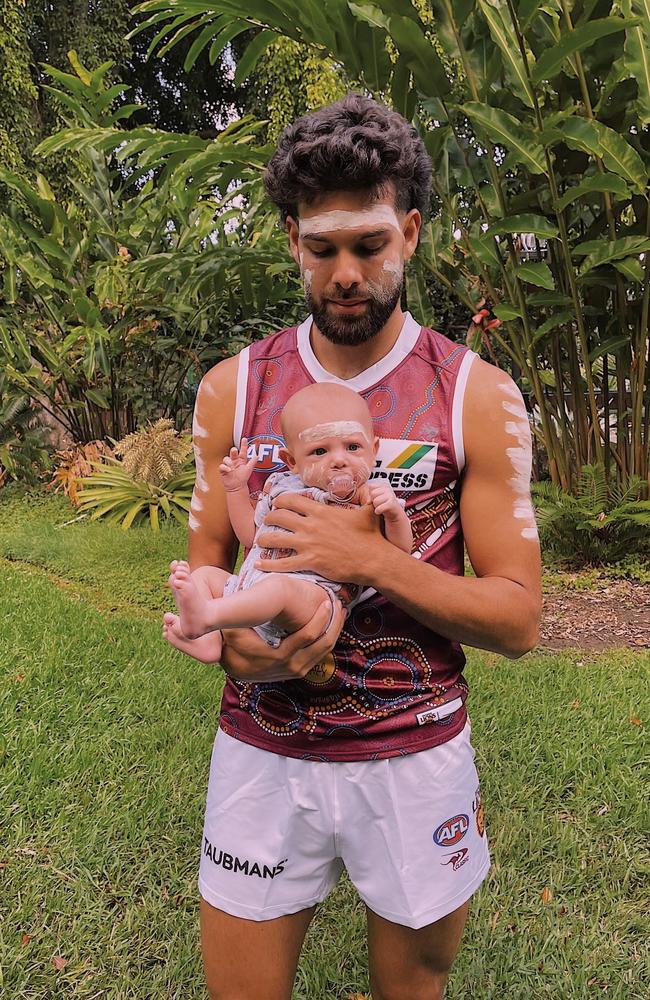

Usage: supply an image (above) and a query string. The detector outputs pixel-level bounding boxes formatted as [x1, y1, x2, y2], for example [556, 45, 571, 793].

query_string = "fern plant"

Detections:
[0, 386, 51, 487]
[532, 465, 650, 567]
[113, 419, 192, 486]
[77, 420, 194, 530]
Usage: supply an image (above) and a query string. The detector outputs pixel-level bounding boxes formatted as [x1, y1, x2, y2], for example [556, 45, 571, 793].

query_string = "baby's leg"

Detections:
[201, 574, 327, 636]
[168, 560, 230, 639]
[162, 612, 224, 664]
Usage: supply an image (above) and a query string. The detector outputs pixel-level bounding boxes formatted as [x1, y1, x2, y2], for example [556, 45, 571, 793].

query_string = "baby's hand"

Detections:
[219, 437, 257, 492]
[367, 481, 402, 520]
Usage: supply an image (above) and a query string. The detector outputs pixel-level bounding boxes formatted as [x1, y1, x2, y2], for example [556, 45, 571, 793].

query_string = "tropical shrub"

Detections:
[0, 53, 305, 445]
[113, 418, 191, 485]
[134, 0, 650, 494]
[533, 463, 650, 565]
[49, 439, 115, 505]
[0, 380, 51, 487]
[77, 420, 195, 530]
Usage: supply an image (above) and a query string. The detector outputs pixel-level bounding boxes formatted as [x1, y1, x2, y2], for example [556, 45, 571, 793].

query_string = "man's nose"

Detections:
[331, 249, 364, 289]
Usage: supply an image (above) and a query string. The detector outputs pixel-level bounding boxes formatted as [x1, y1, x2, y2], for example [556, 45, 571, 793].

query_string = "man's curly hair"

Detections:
[263, 94, 432, 221]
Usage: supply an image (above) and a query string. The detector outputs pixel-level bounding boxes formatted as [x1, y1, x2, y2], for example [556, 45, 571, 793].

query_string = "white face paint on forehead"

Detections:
[298, 206, 401, 236]
[298, 420, 370, 443]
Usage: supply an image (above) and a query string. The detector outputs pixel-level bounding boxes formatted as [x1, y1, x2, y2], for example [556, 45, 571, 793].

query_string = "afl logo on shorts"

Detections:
[433, 814, 469, 847]
[248, 435, 285, 472]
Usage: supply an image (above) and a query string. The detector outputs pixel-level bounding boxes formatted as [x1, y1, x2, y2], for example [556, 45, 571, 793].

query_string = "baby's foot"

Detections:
[168, 559, 214, 639]
[162, 612, 223, 664]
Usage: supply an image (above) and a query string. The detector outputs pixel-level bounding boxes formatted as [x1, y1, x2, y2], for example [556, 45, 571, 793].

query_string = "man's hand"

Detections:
[219, 437, 256, 493]
[219, 598, 346, 682]
[255, 493, 388, 585]
[367, 481, 403, 522]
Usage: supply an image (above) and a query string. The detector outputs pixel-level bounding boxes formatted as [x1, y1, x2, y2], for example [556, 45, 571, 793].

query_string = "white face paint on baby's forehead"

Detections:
[298, 420, 370, 443]
[298, 206, 401, 236]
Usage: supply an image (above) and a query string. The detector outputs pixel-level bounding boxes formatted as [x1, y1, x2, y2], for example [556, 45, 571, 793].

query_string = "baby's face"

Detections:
[290, 420, 377, 498]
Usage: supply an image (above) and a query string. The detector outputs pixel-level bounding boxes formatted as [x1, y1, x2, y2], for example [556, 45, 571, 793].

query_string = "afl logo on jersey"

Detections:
[433, 814, 469, 847]
[247, 434, 286, 472]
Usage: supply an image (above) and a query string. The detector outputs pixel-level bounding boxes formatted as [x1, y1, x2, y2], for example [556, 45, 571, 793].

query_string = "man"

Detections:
[182, 94, 541, 1000]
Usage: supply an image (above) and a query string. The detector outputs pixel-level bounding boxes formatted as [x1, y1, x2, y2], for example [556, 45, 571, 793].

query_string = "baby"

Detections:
[162, 382, 412, 663]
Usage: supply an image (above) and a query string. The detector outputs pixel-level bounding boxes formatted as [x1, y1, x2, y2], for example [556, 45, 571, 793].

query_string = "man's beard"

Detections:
[306, 271, 404, 347]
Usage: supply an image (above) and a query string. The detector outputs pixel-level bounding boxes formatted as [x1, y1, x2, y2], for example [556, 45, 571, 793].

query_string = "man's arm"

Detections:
[187, 355, 240, 573]
[365, 360, 541, 657]
[256, 360, 541, 658]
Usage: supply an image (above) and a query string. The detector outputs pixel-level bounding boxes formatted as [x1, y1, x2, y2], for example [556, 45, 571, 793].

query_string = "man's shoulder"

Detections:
[465, 357, 521, 408]
[247, 322, 301, 361]
[199, 353, 239, 400]
[415, 324, 472, 371]
[462, 358, 527, 467]
[199, 320, 302, 393]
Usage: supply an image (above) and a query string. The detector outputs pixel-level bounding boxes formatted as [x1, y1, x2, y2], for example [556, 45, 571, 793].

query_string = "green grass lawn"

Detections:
[1, 488, 648, 999]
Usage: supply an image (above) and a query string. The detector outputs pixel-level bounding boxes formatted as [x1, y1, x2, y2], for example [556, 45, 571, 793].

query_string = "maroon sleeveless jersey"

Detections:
[218, 312, 478, 761]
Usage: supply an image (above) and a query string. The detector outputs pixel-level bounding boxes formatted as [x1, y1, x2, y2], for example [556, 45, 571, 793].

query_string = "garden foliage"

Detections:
[533, 462, 650, 564]
[77, 418, 195, 530]
[134, 0, 650, 494]
[0, 55, 305, 450]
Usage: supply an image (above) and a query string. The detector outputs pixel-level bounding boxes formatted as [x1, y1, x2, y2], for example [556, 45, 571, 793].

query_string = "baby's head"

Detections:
[280, 384, 378, 499]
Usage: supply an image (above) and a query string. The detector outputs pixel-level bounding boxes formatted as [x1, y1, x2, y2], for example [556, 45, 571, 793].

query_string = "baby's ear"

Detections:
[373, 435, 380, 454]
[279, 447, 295, 469]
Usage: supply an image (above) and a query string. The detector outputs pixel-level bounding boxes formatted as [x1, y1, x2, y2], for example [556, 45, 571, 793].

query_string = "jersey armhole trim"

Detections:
[451, 351, 478, 475]
[233, 346, 250, 447]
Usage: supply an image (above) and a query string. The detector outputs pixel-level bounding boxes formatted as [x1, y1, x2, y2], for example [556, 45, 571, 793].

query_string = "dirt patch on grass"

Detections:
[540, 576, 650, 651]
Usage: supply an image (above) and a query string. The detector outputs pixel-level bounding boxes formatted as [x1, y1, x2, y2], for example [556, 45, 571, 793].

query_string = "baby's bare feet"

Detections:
[168, 560, 214, 639]
[162, 612, 223, 664]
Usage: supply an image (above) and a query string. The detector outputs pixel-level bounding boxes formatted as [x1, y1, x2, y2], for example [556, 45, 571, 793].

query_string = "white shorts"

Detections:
[198, 723, 490, 930]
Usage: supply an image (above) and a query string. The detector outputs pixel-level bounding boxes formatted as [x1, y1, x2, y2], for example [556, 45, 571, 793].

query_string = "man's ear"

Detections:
[402, 208, 421, 262]
[279, 447, 296, 469]
[286, 214, 300, 267]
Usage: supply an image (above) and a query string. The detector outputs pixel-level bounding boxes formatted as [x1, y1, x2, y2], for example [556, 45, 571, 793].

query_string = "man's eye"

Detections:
[309, 248, 333, 258]
[358, 244, 385, 256]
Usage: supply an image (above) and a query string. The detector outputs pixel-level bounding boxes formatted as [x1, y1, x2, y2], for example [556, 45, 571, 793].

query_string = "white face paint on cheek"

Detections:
[382, 258, 402, 276]
[303, 268, 313, 296]
[298, 421, 369, 443]
[298, 206, 401, 236]
[301, 462, 317, 484]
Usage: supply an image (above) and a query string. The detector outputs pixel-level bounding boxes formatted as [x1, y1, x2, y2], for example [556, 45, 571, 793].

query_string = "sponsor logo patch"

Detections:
[203, 837, 287, 879]
[247, 434, 286, 473]
[416, 697, 463, 726]
[433, 814, 469, 847]
[441, 848, 469, 871]
[370, 439, 438, 493]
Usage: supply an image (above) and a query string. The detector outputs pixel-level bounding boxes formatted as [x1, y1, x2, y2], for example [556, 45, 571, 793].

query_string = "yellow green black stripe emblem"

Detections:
[386, 443, 435, 469]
